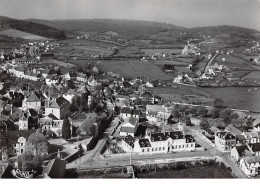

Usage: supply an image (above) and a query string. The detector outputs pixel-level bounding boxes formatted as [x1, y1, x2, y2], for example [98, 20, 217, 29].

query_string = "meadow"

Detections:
[0, 29, 49, 40]
[42, 59, 76, 68]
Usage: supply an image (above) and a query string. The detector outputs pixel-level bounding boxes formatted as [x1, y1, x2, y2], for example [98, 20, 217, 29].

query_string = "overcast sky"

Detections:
[1, 0, 260, 30]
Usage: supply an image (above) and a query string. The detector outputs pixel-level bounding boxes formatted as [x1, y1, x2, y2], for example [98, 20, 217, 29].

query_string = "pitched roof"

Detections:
[123, 116, 138, 127]
[236, 134, 246, 141]
[146, 105, 165, 113]
[244, 156, 260, 164]
[185, 135, 195, 143]
[235, 145, 252, 157]
[121, 107, 131, 114]
[216, 131, 236, 140]
[132, 109, 141, 115]
[27, 92, 40, 102]
[209, 126, 220, 133]
[249, 143, 260, 152]
[121, 127, 135, 133]
[42, 158, 66, 178]
[225, 124, 242, 136]
[139, 139, 151, 148]
[123, 135, 135, 147]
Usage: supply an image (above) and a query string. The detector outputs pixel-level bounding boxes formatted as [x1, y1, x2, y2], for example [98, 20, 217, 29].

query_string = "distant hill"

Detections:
[28, 19, 187, 38]
[188, 25, 259, 39]
[0, 16, 66, 39]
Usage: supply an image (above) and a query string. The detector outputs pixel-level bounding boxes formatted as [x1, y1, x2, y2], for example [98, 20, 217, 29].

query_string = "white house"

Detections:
[215, 131, 236, 152]
[45, 97, 70, 119]
[76, 73, 88, 82]
[120, 107, 132, 121]
[7, 130, 36, 156]
[129, 131, 195, 154]
[26, 92, 41, 110]
[119, 116, 138, 137]
[240, 156, 260, 177]
[242, 131, 260, 144]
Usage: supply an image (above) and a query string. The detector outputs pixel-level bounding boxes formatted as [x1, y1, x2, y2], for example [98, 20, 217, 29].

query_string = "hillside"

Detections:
[28, 19, 187, 38]
[189, 25, 259, 38]
[0, 16, 66, 39]
[0, 29, 49, 40]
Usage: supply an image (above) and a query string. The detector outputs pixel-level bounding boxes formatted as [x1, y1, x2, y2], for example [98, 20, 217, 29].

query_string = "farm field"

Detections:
[213, 54, 253, 69]
[73, 45, 112, 55]
[0, 29, 49, 40]
[243, 71, 260, 82]
[141, 48, 182, 55]
[42, 59, 76, 68]
[71, 59, 174, 80]
[152, 60, 188, 66]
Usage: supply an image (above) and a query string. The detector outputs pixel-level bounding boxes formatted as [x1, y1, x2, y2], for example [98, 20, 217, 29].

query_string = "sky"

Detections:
[0, 0, 260, 30]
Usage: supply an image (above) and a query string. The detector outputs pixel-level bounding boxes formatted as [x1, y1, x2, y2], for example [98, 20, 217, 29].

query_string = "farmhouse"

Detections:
[45, 97, 70, 119]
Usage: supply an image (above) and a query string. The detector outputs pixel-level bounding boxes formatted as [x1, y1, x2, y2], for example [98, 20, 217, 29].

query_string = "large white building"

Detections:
[120, 131, 196, 154]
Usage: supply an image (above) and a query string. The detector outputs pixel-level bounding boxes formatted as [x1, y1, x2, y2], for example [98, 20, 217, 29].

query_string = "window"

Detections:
[183, 145, 185, 148]
[191, 144, 193, 147]
[155, 148, 157, 151]
[159, 147, 161, 151]
[142, 149, 144, 152]
[163, 147, 165, 150]
[21, 143, 23, 146]
[147, 148, 149, 152]
[186, 144, 188, 148]
[152, 148, 154, 152]
[172, 146, 174, 149]
[179, 145, 181, 148]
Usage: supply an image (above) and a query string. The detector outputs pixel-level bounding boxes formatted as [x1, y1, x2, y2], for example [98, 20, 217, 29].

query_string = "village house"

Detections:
[45, 97, 70, 119]
[7, 129, 36, 156]
[26, 92, 41, 110]
[131, 131, 195, 154]
[230, 145, 253, 163]
[87, 76, 98, 88]
[38, 114, 63, 137]
[64, 72, 77, 81]
[76, 73, 88, 83]
[225, 124, 242, 136]
[119, 116, 139, 137]
[254, 123, 260, 132]
[46, 75, 60, 86]
[215, 131, 236, 151]
[248, 143, 260, 156]
[242, 131, 260, 144]
[120, 135, 135, 153]
[240, 156, 260, 177]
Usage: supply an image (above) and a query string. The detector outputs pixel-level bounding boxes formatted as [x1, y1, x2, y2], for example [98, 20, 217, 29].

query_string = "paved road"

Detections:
[66, 117, 120, 169]
[67, 116, 248, 178]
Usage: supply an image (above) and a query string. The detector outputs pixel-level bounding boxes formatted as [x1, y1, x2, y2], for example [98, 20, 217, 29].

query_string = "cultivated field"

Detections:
[0, 29, 49, 40]
[243, 71, 260, 82]
[141, 48, 182, 55]
[213, 54, 253, 69]
[42, 59, 76, 68]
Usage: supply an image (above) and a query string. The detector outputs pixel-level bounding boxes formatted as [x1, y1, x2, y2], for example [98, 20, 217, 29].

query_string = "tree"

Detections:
[62, 117, 71, 140]
[208, 107, 220, 119]
[17, 151, 42, 171]
[230, 112, 239, 120]
[27, 132, 49, 155]
[181, 116, 192, 126]
[190, 106, 198, 115]
[219, 108, 232, 124]
[179, 106, 188, 115]
[171, 109, 181, 122]
[197, 106, 208, 118]
[70, 95, 81, 112]
[213, 98, 225, 108]
[199, 119, 209, 130]
[80, 113, 97, 136]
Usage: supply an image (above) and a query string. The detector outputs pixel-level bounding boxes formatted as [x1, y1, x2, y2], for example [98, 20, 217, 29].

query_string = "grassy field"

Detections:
[141, 48, 182, 55]
[243, 71, 260, 82]
[71, 59, 174, 80]
[74, 45, 112, 55]
[213, 54, 253, 69]
[0, 29, 49, 40]
[42, 59, 76, 68]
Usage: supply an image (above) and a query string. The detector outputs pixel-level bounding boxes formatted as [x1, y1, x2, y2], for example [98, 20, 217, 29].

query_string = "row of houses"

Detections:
[119, 131, 196, 154]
